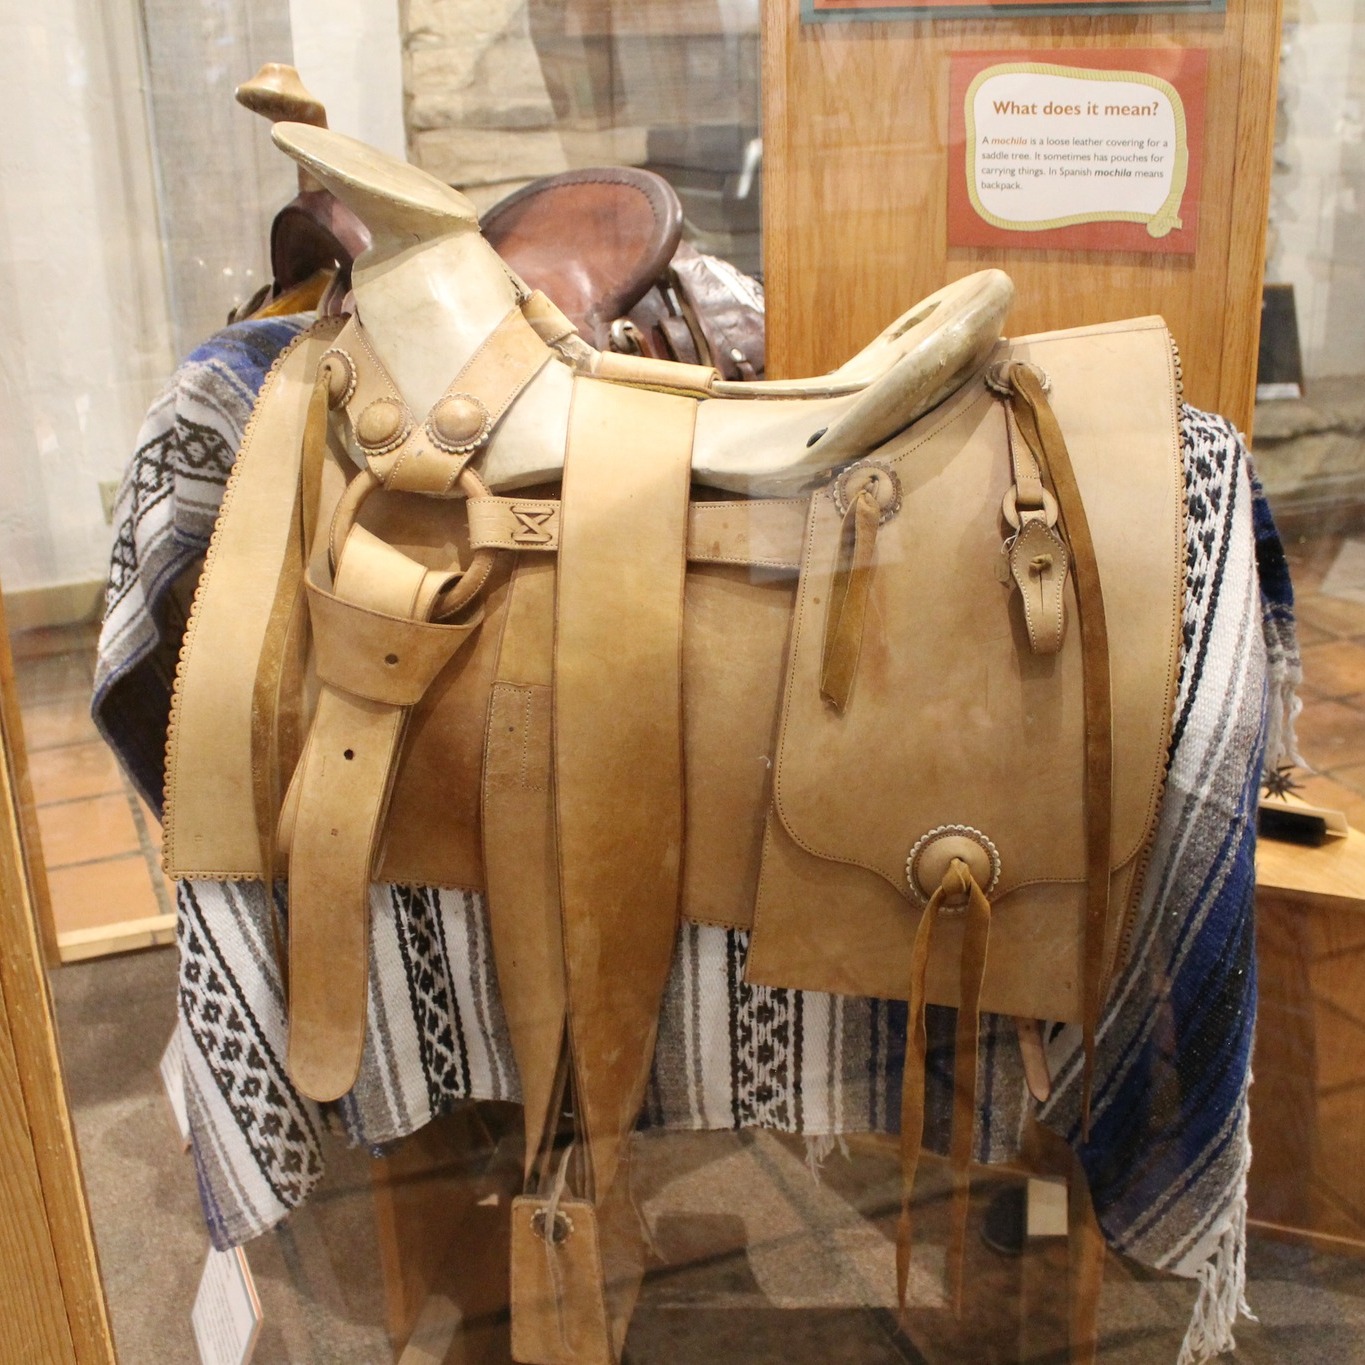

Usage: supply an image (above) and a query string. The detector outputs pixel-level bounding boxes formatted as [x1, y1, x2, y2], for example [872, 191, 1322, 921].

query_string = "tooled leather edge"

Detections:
[1107, 323, 1188, 991]
[768, 318, 1180, 903]
[161, 316, 347, 880]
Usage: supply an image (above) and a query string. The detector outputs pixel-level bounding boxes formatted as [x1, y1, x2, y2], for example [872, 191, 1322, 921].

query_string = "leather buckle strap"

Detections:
[284, 523, 483, 1101]
[994, 364, 1070, 657]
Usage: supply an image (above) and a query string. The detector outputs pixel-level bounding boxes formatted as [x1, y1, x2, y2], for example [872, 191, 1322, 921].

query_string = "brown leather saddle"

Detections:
[166, 123, 1184, 1364]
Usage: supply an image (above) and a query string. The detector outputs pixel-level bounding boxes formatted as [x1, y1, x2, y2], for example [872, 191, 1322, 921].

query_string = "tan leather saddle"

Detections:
[165, 125, 1183, 1365]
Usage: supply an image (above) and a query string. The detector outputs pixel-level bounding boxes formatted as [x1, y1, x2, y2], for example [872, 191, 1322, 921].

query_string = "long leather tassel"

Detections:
[1006, 365, 1113, 1140]
[248, 369, 331, 988]
[821, 487, 881, 712]
[896, 877, 943, 1321]
[946, 873, 993, 1314]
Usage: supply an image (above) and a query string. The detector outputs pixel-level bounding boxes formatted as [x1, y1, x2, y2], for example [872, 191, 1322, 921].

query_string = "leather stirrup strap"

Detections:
[482, 557, 568, 1181]
[286, 526, 482, 1100]
[1004, 363, 1113, 1135]
[554, 376, 695, 1200]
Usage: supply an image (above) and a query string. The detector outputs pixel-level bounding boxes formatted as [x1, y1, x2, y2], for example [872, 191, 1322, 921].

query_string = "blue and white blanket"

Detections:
[95, 323, 1294, 1364]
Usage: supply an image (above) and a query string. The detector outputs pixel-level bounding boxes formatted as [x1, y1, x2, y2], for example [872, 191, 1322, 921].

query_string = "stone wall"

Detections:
[1268, 0, 1365, 381]
[400, 0, 759, 211]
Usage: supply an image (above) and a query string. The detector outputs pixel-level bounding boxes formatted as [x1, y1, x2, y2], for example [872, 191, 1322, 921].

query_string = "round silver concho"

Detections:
[905, 824, 1001, 909]
[831, 459, 902, 524]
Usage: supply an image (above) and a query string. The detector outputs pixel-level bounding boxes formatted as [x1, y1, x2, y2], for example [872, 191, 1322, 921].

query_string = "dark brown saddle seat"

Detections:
[480, 168, 683, 351]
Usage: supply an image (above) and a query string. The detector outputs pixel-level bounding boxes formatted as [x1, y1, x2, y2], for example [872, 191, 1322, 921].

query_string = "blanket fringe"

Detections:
[1262, 662, 1304, 776]
[803, 1133, 850, 1181]
[1175, 1192, 1256, 1365]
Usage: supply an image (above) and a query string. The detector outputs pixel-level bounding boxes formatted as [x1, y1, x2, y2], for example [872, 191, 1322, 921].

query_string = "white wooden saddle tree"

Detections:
[271, 122, 1013, 496]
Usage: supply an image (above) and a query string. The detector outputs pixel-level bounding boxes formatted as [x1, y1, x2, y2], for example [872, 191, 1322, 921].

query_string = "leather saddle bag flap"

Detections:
[745, 318, 1184, 1021]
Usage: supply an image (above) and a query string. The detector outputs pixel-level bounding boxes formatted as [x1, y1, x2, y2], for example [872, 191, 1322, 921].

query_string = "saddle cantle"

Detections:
[163, 125, 1183, 1365]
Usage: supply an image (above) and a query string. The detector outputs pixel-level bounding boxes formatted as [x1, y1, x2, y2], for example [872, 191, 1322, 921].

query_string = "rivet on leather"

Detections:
[985, 358, 1050, 397]
[318, 349, 356, 409]
[530, 1207, 574, 1245]
[355, 397, 409, 452]
[427, 392, 492, 454]
[906, 825, 1001, 906]
[832, 459, 902, 523]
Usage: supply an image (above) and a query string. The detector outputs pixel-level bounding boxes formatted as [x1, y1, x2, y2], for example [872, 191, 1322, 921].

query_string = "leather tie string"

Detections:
[820, 486, 881, 711]
[1000, 362, 1113, 1138]
[896, 857, 993, 1321]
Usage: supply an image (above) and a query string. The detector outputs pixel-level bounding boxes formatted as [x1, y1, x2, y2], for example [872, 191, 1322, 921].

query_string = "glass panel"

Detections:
[1, 2, 1362, 1363]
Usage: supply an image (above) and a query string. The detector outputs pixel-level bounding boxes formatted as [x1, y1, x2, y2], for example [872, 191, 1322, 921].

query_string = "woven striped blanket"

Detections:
[95, 322, 1292, 1363]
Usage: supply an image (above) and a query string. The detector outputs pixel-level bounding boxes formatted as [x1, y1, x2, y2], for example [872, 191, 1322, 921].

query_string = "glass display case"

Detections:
[2, 3, 1363, 1363]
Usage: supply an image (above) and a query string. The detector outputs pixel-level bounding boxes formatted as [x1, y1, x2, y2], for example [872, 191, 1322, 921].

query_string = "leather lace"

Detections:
[896, 857, 992, 1320]
[820, 487, 881, 711]
[1001, 362, 1113, 1136]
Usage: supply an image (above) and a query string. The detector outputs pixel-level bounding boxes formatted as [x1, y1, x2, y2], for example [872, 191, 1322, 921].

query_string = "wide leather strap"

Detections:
[482, 557, 566, 1179]
[554, 375, 695, 1200]
[286, 524, 480, 1100]
[466, 493, 808, 571]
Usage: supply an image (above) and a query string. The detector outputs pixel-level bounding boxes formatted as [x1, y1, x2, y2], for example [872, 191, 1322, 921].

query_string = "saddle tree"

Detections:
[271, 121, 1014, 497]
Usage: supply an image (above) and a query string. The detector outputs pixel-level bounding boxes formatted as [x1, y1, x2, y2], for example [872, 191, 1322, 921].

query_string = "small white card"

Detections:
[192, 1246, 261, 1365]
[160, 1027, 191, 1151]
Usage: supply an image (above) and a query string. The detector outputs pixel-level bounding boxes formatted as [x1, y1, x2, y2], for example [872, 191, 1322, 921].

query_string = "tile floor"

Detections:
[8, 622, 174, 955]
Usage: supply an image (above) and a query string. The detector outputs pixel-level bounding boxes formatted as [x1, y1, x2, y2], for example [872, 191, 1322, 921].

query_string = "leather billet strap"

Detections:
[331, 305, 551, 495]
[555, 376, 695, 1202]
[286, 524, 482, 1101]
[994, 361, 1113, 1133]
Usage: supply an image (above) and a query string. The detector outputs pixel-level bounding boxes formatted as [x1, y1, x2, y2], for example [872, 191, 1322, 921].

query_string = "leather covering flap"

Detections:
[164, 321, 343, 878]
[771, 318, 1183, 908]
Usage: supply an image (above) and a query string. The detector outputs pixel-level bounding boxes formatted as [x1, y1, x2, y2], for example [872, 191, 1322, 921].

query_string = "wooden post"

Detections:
[0, 591, 114, 1363]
